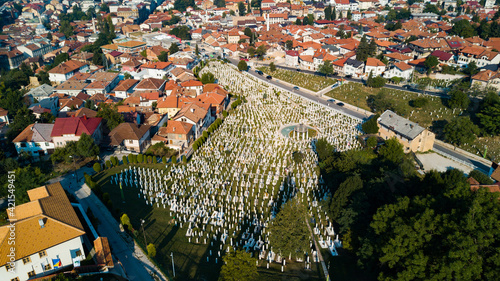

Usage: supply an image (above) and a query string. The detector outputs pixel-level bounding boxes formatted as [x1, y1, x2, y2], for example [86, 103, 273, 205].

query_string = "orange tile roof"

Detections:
[366, 57, 385, 67]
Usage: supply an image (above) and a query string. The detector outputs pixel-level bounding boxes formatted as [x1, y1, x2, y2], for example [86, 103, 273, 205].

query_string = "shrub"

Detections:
[147, 155, 152, 163]
[105, 160, 112, 169]
[193, 143, 198, 151]
[147, 243, 156, 257]
[223, 111, 228, 118]
[120, 214, 132, 232]
[182, 155, 187, 163]
[162, 156, 167, 163]
[128, 154, 134, 164]
[171, 155, 177, 164]
[468, 170, 494, 185]
[122, 155, 128, 165]
[93, 162, 101, 173]
[111, 156, 118, 167]
[152, 156, 157, 164]
[411, 97, 429, 108]
[137, 154, 144, 163]
[203, 131, 208, 138]
[362, 114, 380, 134]
[103, 192, 110, 202]
[366, 136, 378, 148]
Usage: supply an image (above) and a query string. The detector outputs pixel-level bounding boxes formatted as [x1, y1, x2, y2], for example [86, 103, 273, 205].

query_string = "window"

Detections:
[43, 264, 52, 271]
[45, 142, 50, 147]
[35, 143, 41, 147]
[22, 257, 31, 264]
[6, 263, 12, 271]
[129, 140, 133, 144]
[11, 277, 19, 281]
[28, 270, 36, 278]
[76, 249, 82, 257]
[39, 250, 47, 258]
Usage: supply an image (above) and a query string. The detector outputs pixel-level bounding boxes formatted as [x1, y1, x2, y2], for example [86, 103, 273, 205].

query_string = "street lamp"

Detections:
[141, 219, 147, 246]
[170, 252, 175, 277]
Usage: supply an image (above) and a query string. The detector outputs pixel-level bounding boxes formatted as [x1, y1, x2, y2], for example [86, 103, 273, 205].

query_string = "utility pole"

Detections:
[170, 252, 175, 277]
[141, 219, 147, 245]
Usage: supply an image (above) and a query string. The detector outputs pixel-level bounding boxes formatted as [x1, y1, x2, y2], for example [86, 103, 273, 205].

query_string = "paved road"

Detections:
[433, 143, 491, 173]
[48, 168, 168, 281]
[228, 58, 369, 120]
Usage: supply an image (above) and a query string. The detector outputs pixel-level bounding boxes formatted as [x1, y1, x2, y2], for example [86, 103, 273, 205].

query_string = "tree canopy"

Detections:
[219, 250, 258, 281]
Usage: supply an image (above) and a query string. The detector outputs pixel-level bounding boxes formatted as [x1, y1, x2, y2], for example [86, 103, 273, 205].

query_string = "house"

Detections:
[24, 84, 55, 103]
[156, 95, 194, 116]
[108, 122, 151, 153]
[101, 41, 147, 55]
[471, 70, 500, 91]
[134, 78, 166, 92]
[54, 81, 89, 97]
[364, 58, 386, 76]
[13, 123, 55, 157]
[429, 50, 454, 65]
[180, 80, 204, 96]
[383, 62, 414, 81]
[285, 50, 299, 67]
[343, 58, 365, 77]
[0, 182, 86, 281]
[29, 97, 59, 117]
[51, 116, 103, 148]
[48, 60, 89, 83]
[121, 58, 143, 73]
[85, 72, 121, 95]
[173, 103, 210, 138]
[137, 61, 174, 79]
[113, 79, 139, 99]
[0, 107, 9, 125]
[152, 120, 195, 150]
[377, 110, 435, 153]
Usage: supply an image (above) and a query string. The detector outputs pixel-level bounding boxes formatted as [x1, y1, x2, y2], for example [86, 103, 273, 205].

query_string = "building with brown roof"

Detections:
[108, 122, 151, 153]
[134, 78, 166, 92]
[0, 182, 86, 281]
[113, 79, 139, 99]
[48, 60, 89, 84]
[13, 123, 55, 157]
[152, 120, 194, 150]
[173, 103, 210, 138]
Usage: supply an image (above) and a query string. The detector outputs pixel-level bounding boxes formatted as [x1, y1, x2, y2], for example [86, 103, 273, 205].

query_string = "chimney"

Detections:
[190, 108, 195, 113]
[39, 218, 45, 228]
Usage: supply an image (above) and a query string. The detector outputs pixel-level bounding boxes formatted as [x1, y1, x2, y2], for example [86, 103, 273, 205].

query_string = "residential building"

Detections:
[343, 58, 365, 77]
[13, 123, 55, 157]
[383, 62, 414, 80]
[48, 61, 89, 84]
[365, 57, 386, 76]
[108, 122, 151, 153]
[51, 116, 103, 147]
[377, 110, 435, 153]
[152, 120, 195, 150]
[173, 103, 210, 138]
[0, 182, 86, 281]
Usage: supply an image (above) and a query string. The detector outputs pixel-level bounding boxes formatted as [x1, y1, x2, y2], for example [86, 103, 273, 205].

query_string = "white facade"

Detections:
[15, 141, 55, 157]
[0, 237, 85, 281]
[383, 65, 414, 80]
[365, 65, 386, 76]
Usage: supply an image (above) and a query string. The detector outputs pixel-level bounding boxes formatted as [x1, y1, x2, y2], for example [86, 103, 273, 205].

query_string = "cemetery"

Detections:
[97, 61, 363, 280]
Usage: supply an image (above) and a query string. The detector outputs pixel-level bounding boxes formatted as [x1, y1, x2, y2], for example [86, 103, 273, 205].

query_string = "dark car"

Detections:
[256, 70, 264, 75]
[345, 75, 353, 78]
[337, 102, 345, 106]
[327, 99, 335, 102]
[266, 75, 272, 80]
[293, 86, 299, 90]
[296, 68, 301, 72]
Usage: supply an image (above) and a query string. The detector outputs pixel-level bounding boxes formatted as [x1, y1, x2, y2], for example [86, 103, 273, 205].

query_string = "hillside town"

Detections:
[1, 0, 500, 280]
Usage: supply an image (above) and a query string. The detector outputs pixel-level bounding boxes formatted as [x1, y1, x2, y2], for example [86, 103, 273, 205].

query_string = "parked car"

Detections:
[256, 70, 264, 75]
[293, 86, 299, 90]
[337, 102, 345, 106]
[296, 68, 301, 72]
[345, 75, 352, 78]
[327, 99, 335, 102]
[266, 75, 272, 80]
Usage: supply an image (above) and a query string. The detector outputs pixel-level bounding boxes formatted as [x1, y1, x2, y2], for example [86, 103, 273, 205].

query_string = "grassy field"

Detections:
[94, 162, 324, 281]
[325, 82, 500, 161]
[258, 67, 337, 92]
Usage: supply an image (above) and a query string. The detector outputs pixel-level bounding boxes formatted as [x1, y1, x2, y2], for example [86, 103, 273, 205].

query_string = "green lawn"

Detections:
[258, 67, 337, 92]
[94, 162, 324, 281]
[325, 82, 500, 161]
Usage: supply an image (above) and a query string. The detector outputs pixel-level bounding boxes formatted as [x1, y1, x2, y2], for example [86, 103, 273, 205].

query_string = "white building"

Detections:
[48, 60, 89, 84]
[0, 182, 86, 281]
[365, 58, 386, 77]
[383, 62, 414, 80]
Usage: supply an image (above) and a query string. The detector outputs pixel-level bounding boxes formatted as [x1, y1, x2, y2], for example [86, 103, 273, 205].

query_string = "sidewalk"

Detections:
[48, 170, 169, 281]
[434, 139, 492, 167]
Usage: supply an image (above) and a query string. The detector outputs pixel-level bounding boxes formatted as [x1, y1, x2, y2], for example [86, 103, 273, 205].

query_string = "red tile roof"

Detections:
[51, 116, 102, 137]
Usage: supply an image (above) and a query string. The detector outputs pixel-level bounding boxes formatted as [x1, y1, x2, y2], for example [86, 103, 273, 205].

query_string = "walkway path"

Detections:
[305, 218, 330, 281]
[48, 168, 169, 281]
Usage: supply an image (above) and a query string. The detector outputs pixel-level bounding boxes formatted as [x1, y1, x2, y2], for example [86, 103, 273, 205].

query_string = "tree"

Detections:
[361, 114, 380, 134]
[214, 0, 225, 7]
[120, 214, 132, 231]
[451, 19, 476, 38]
[325, 5, 332, 21]
[219, 250, 258, 281]
[367, 91, 394, 113]
[285, 40, 293, 50]
[444, 116, 480, 145]
[255, 45, 266, 59]
[356, 35, 369, 62]
[411, 97, 429, 108]
[366, 136, 378, 148]
[318, 60, 334, 76]
[463, 61, 479, 76]
[7, 107, 36, 141]
[201, 72, 216, 84]
[366, 72, 386, 88]
[147, 244, 156, 257]
[238, 60, 248, 71]
[238, 2, 246, 16]
[195, 44, 199, 56]
[269, 62, 276, 72]
[302, 16, 309, 25]
[36, 71, 51, 85]
[448, 89, 470, 110]
[169, 26, 191, 40]
[378, 137, 404, 164]
[173, 0, 195, 12]
[295, 18, 302, 25]
[158, 51, 168, 62]
[171, 155, 177, 164]
[332, 7, 337, 20]
[268, 199, 310, 260]
[100, 3, 110, 13]
[476, 92, 500, 135]
[331, 176, 363, 221]
[97, 103, 124, 130]
[38, 112, 55, 123]
[424, 55, 439, 73]
[60, 20, 74, 38]
[169, 43, 179, 55]
[468, 170, 494, 185]
[77, 133, 99, 157]
[247, 47, 256, 57]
